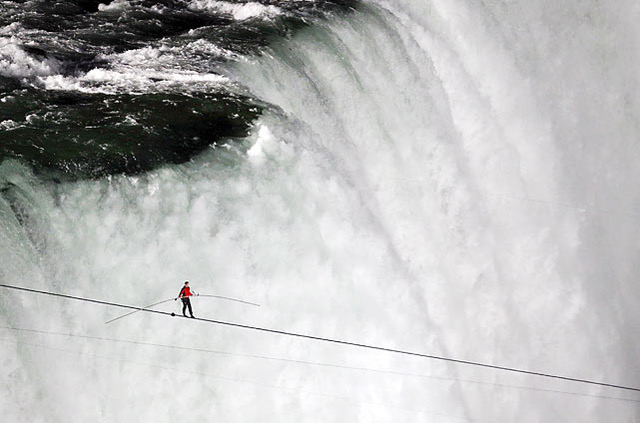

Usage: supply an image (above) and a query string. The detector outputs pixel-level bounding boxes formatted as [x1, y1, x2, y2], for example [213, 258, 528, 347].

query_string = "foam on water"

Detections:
[1, 39, 232, 94]
[189, 0, 283, 21]
[42, 66, 229, 94]
[1, 1, 640, 422]
[0, 37, 61, 79]
[97, 0, 132, 13]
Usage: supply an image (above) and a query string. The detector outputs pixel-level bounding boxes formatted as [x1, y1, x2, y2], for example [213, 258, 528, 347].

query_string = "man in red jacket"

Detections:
[178, 281, 195, 318]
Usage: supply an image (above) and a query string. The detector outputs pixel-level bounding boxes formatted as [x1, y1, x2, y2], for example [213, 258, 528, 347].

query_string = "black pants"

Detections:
[181, 297, 194, 317]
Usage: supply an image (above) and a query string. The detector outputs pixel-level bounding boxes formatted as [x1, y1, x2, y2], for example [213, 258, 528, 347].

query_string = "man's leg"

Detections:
[182, 299, 188, 316]
[187, 299, 194, 318]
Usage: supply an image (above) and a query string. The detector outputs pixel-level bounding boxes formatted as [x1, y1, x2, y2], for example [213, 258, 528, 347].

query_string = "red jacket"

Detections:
[179, 286, 193, 298]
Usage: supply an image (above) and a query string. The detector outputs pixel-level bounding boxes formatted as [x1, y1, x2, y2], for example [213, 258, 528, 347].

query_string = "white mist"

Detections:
[1, 1, 639, 421]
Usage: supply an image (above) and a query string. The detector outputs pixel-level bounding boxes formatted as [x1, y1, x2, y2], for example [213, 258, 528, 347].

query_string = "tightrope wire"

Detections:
[1, 282, 639, 394]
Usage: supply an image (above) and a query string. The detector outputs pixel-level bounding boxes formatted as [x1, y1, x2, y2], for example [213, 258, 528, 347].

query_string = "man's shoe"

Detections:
[190, 315, 195, 318]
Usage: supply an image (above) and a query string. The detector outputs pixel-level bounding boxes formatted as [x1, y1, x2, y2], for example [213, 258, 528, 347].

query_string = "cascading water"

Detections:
[1, 0, 639, 421]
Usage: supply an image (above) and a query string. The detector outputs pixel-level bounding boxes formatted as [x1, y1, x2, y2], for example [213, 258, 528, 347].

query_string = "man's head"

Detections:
[184, 281, 189, 286]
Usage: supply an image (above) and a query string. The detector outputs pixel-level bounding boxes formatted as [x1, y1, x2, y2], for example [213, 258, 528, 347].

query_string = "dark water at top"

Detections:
[0, 0, 355, 178]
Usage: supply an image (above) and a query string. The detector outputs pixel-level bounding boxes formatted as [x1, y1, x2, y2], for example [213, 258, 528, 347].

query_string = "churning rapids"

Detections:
[1, 0, 640, 421]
